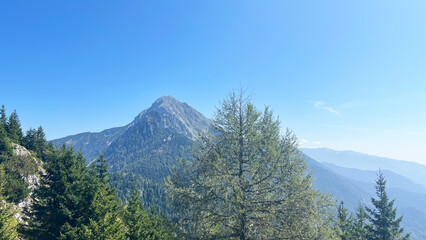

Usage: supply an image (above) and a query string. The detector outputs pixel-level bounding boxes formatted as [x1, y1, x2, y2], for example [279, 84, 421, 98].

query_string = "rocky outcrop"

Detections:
[11, 144, 42, 222]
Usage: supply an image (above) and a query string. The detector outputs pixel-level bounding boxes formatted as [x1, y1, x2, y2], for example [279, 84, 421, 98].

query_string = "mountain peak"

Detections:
[151, 96, 182, 110]
[131, 96, 211, 140]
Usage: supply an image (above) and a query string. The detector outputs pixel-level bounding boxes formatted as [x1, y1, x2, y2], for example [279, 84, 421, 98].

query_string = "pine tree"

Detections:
[365, 172, 410, 240]
[82, 154, 126, 240]
[6, 110, 23, 144]
[167, 90, 336, 239]
[0, 165, 19, 240]
[22, 146, 92, 240]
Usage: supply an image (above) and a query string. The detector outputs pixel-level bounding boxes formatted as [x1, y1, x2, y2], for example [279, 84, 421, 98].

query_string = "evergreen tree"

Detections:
[6, 110, 23, 144]
[0, 105, 6, 127]
[167, 90, 336, 239]
[0, 165, 19, 240]
[336, 201, 355, 240]
[35, 126, 47, 156]
[352, 205, 368, 240]
[22, 126, 46, 158]
[82, 154, 126, 240]
[3, 170, 31, 203]
[22, 146, 92, 240]
[144, 210, 175, 240]
[22, 128, 36, 151]
[125, 189, 151, 240]
[125, 189, 175, 240]
[365, 172, 410, 240]
[0, 106, 9, 156]
[0, 123, 12, 158]
[0, 105, 12, 157]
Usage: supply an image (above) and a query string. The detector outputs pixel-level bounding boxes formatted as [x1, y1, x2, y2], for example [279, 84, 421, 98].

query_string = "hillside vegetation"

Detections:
[1, 91, 412, 239]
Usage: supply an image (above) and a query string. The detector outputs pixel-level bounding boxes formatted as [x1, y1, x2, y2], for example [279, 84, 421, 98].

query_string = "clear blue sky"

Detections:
[1, 0, 426, 164]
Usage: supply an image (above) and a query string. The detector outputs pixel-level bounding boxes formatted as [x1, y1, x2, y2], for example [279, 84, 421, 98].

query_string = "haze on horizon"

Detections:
[1, 0, 425, 165]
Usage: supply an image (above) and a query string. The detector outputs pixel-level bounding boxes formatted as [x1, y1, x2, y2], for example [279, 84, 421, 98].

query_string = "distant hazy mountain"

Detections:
[304, 156, 370, 209]
[321, 163, 426, 195]
[302, 147, 426, 187]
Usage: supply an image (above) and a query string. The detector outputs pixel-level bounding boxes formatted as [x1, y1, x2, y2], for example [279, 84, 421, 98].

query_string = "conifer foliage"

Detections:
[22, 146, 92, 239]
[0, 106, 175, 240]
[82, 154, 127, 240]
[6, 110, 23, 144]
[0, 165, 19, 240]
[366, 172, 410, 240]
[353, 205, 369, 240]
[0, 106, 12, 156]
[336, 201, 355, 240]
[125, 189, 151, 240]
[124, 188, 175, 240]
[335, 173, 410, 240]
[167, 91, 336, 239]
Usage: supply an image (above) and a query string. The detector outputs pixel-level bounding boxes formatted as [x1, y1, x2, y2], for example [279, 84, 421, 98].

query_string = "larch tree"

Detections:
[167, 90, 336, 240]
[365, 172, 410, 240]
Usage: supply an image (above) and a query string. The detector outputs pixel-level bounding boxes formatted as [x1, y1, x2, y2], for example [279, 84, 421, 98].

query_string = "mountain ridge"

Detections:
[51, 96, 211, 161]
[302, 147, 426, 187]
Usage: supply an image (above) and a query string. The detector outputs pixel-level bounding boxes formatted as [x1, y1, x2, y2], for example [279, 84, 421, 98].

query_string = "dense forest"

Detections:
[0, 93, 410, 239]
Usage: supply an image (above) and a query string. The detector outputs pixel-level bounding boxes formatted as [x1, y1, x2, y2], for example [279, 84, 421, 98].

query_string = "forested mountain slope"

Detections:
[52, 96, 211, 212]
[51, 126, 126, 161]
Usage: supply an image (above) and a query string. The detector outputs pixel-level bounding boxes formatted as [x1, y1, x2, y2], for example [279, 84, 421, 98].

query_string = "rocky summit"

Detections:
[51, 96, 211, 162]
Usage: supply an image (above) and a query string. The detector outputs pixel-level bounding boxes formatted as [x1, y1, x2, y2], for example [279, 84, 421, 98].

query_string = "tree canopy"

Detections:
[366, 172, 410, 240]
[167, 91, 336, 239]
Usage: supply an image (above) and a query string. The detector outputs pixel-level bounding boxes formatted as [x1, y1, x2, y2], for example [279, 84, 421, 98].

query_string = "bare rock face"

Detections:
[133, 96, 211, 140]
[10, 144, 43, 222]
[13, 144, 31, 156]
